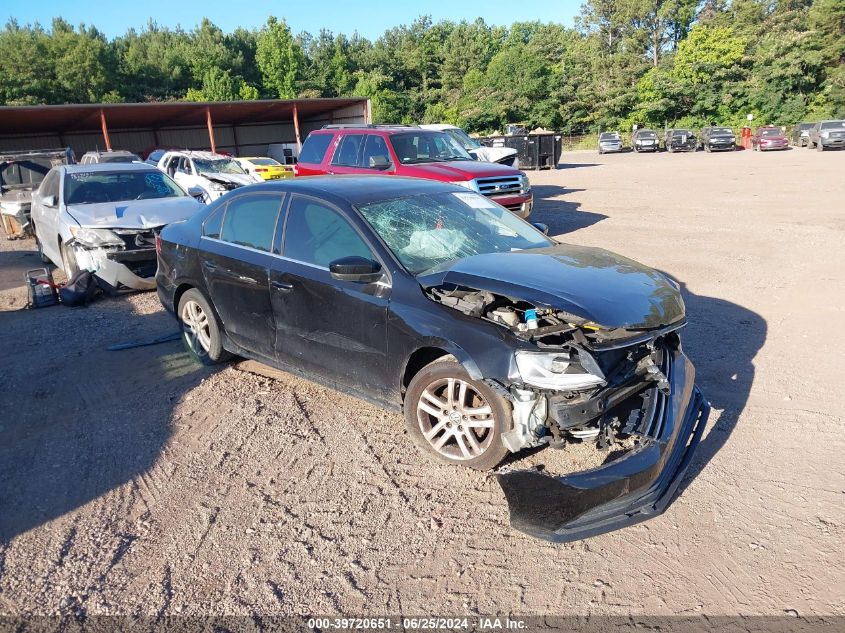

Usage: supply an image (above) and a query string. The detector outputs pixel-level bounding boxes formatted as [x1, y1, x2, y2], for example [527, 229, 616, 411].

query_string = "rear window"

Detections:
[299, 133, 334, 164]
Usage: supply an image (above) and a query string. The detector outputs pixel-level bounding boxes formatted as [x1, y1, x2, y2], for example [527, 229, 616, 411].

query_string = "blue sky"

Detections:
[4, 0, 583, 38]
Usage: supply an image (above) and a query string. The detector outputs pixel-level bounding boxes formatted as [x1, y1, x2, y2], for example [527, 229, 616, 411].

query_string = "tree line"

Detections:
[0, 0, 842, 133]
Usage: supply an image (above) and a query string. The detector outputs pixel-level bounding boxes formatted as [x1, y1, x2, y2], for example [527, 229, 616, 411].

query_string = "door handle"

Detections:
[271, 280, 294, 292]
[203, 261, 217, 271]
[238, 275, 258, 285]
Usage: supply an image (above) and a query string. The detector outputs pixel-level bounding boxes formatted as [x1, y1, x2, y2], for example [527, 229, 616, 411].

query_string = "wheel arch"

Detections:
[400, 343, 482, 400]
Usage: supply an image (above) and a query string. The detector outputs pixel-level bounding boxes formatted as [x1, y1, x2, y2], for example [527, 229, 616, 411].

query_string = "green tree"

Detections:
[256, 17, 305, 99]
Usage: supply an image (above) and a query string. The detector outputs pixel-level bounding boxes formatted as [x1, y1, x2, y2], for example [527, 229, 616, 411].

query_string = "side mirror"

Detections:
[43, 195, 57, 208]
[368, 155, 391, 170]
[187, 186, 206, 202]
[531, 222, 550, 235]
[329, 256, 383, 283]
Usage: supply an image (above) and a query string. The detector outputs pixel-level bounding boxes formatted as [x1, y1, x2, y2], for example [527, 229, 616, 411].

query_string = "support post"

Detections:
[99, 108, 112, 151]
[206, 106, 217, 154]
[292, 102, 302, 151]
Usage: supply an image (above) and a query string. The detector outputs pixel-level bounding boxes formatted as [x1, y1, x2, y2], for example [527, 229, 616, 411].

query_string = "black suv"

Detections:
[700, 127, 736, 152]
[664, 129, 697, 152]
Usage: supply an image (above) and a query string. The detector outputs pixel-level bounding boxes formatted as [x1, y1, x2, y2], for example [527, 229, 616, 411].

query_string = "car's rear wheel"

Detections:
[32, 222, 51, 264]
[404, 358, 511, 470]
[178, 289, 231, 365]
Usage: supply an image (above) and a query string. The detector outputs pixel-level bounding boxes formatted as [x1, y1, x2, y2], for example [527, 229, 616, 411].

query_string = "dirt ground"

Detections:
[1, 147, 843, 618]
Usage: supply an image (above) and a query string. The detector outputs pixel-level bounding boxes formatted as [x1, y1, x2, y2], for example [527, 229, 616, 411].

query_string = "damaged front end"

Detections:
[426, 280, 709, 541]
[68, 227, 160, 290]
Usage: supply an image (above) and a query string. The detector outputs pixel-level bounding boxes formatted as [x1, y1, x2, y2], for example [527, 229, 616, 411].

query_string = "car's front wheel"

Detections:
[404, 358, 511, 470]
[61, 240, 79, 278]
[178, 289, 231, 365]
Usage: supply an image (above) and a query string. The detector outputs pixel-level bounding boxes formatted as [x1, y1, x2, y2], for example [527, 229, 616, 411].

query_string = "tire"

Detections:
[60, 240, 79, 278]
[177, 288, 232, 365]
[404, 357, 511, 470]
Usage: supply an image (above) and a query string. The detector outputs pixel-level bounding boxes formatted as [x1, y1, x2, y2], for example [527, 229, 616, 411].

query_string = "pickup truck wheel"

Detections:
[405, 358, 511, 470]
[178, 289, 231, 365]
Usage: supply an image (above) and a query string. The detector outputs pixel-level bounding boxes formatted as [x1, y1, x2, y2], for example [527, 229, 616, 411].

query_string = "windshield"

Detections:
[599, 133, 619, 140]
[194, 158, 246, 174]
[820, 121, 845, 130]
[711, 128, 733, 135]
[672, 130, 693, 136]
[64, 170, 187, 205]
[444, 128, 481, 151]
[637, 130, 656, 138]
[249, 158, 280, 166]
[98, 153, 141, 164]
[760, 128, 783, 137]
[389, 132, 473, 164]
[358, 191, 552, 275]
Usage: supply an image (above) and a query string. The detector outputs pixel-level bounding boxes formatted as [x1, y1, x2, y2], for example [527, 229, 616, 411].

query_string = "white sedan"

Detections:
[30, 163, 204, 290]
[157, 150, 261, 202]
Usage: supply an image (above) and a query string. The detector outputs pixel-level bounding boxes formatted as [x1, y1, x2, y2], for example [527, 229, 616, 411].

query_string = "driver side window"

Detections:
[282, 197, 373, 268]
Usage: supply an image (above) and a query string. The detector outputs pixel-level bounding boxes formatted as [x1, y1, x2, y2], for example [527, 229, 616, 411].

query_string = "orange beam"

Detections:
[206, 106, 217, 154]
[292, 102, 302, 151]
[99, 108, 112, 151]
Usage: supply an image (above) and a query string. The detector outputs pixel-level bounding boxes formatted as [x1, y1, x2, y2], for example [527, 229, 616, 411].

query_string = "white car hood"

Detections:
[199, 171, 259, 186]
[470, 146, 518, 163]
[66, 197, 204, 229]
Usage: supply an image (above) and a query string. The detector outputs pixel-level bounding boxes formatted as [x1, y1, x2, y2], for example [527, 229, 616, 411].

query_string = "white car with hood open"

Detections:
[158, 150, 261, 202]
[419, 124, 519, 168]
[30, 163, 204, 290]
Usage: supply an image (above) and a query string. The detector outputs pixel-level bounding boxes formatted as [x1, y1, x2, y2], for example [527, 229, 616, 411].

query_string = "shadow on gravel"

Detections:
[0, 302, 217, 543]
[674, 282, 766, 494]
[0, 247, 44, 292]
[531, 185, 607, 236]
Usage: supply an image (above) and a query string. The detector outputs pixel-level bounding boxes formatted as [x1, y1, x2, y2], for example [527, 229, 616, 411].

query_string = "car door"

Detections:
[32, 168, 63, 265]
[199, 191, 285, 360]
[268, 194, 391, 397]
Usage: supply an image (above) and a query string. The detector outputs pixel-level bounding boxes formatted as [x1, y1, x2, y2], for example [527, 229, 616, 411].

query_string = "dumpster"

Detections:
[479, 133, 563, 170]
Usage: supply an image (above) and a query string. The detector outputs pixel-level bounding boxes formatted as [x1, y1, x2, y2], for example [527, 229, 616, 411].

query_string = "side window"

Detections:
[203, 204, 225, 239]
[283, 197, 373, 268]
[219, 194, 284, 252]
[178, 158, 192, 174]
[361, 135, 391, 169]
[298, 133, 334, 164]
[40, 170, 59, 198]
[331, 134, 365, 167]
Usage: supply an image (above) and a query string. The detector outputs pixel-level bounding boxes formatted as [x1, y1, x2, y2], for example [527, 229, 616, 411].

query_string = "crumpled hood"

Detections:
[418, 244, 685, 330]
[66, 197, 204, 229]
[199, 171, 257, 186]
[470, 146, 518, 163]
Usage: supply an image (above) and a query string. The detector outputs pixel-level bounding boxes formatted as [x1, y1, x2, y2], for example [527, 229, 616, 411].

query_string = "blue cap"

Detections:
[524, 309, 537, 322]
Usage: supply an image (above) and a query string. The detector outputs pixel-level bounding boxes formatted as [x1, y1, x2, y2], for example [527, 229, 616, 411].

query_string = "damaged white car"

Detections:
[31, 163, 203, 290]
[158, 150, 261, 202]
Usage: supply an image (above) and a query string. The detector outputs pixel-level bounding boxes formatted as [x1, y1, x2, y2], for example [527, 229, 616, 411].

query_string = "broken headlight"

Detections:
[514, 351, 606, 391]
[69, 226, 124, 248]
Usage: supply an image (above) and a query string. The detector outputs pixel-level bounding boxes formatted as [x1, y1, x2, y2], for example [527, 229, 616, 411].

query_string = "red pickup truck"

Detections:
[294, 125, 534, 218]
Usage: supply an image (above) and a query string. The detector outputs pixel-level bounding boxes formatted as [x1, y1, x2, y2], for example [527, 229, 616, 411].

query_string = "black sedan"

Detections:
[156, 176, 709, 541]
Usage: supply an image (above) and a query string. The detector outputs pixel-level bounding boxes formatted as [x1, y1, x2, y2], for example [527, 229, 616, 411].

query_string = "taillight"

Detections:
[155, 234, 162, 255]
[256, 167, 267, 172]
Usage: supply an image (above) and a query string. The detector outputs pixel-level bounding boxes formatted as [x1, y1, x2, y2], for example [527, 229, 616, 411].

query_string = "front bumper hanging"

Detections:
[496, 348, 710, 542]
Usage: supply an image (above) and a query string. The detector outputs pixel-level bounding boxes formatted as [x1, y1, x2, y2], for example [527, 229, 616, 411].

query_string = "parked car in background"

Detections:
[699, 127, 736, 152]
[78, 150, 142, 165]
[664, 129, 697, 152]
[295, 125, 533, 218]
[420, 124, 519, 167]
[235, 156, 294, 180]
[632, 129, 659, 152]
[30, 163, 203, 290]
[792, 123, 815, 147]
[158, 150, 261, 202]
[0, 148, 74, 240]
[145, 149, 168, 167]
[751, 127, 790, 151]
[155, 175, 709, 542]
[597, 132, 623, 154]
[807, 120, 845, 151]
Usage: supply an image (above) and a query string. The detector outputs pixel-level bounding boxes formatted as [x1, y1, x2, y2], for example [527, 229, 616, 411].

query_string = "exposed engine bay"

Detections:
[427, 283, 682, 454]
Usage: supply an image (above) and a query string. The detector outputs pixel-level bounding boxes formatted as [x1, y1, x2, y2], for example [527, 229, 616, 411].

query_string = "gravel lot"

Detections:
[1, 147, 843, 618]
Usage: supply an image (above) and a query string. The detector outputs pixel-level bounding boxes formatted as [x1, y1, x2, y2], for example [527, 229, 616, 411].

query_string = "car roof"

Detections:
[163, 150, 229, 160]
[82, 149, 137, 156]
[63, 163, 158, 173]
[242, 175, 464, 207]
[312, 126, 440, 136]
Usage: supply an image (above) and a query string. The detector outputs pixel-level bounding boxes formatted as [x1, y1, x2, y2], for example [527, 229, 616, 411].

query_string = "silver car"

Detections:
[598, 132, 623, 154]
[30, 163, 203, 290]
[807, 120, 845, 151]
